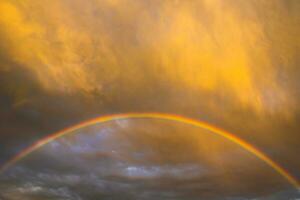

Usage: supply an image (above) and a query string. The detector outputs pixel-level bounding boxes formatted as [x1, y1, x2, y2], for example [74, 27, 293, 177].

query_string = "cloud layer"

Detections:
[0, 0, 299, 198]
[1, 120, 299, 199]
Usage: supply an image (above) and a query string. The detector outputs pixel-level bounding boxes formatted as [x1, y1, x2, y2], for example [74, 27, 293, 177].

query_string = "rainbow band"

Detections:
[1, 112, 299, 188]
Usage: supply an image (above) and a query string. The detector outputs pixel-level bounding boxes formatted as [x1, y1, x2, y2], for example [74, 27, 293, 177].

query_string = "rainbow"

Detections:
[1, 112, 299, 188]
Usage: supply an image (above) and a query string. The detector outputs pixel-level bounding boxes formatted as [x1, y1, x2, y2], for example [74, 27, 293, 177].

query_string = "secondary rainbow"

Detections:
[1, 112, 299, 188]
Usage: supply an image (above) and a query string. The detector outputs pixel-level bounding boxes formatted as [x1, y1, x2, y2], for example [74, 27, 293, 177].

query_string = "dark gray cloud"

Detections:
[1, 120, 299, 199]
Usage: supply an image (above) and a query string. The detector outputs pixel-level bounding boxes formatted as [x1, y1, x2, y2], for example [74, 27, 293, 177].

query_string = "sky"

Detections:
[0, 0, 299, 199]
[0, 120, 299, 199]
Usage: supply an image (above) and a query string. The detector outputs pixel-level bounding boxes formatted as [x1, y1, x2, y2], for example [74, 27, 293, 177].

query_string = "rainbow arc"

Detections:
[1, 112, 299, 188]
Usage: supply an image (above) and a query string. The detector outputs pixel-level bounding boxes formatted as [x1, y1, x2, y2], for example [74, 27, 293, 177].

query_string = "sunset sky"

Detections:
[0, 0, 299, 199]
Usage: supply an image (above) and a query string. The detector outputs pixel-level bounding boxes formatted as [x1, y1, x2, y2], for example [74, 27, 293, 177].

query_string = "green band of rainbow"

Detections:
[1, 112, 299, 188]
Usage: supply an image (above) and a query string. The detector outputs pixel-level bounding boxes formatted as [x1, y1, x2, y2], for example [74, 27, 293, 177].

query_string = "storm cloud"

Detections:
[0, 0, 299, 198]
[1, 120, 298, 199]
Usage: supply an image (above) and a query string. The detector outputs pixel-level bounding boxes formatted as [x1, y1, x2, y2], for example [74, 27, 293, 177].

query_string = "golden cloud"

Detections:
[0, 0, 299, 116]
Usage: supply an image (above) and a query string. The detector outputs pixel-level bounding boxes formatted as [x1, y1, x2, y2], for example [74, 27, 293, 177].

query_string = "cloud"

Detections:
[0, 0, 299, 198]
[1, 119, 299, 199]
[0, 0, 299, 114]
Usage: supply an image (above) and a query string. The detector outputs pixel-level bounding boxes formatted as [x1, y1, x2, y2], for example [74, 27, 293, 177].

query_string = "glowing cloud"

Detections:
[0, 0, 298, 115]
